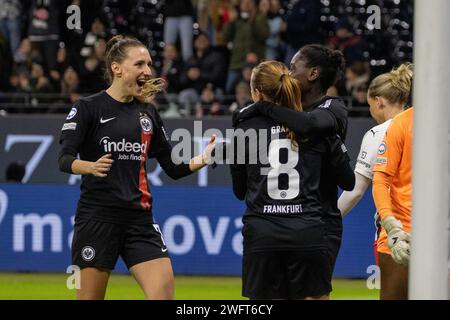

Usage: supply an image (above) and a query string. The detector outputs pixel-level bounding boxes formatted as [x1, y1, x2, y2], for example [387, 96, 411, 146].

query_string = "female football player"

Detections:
[59, 35, 216, 300]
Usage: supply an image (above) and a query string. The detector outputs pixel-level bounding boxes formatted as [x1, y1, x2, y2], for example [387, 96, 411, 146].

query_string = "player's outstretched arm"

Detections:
[156, 135, 217, 180]
[338, 172, 371, 217]
[189, 134, 217, 172]
[234, 101, 340, 137]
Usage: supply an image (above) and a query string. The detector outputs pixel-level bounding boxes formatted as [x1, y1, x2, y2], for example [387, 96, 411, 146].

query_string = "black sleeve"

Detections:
[58, 100, 91, 174]
[260, 101, 339, 137]
[229, 123, 248, 200]
[156, 152, 192, 180]
[58, 154, 77, 174]
[149, 108, 192, 180]
[326, 135, 355, 191]
[230, 164, 247, 200]
[233, 101, 341, 137]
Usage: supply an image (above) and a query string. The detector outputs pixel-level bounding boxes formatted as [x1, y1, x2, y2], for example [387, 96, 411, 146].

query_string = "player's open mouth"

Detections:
[136, 79, 146, 88]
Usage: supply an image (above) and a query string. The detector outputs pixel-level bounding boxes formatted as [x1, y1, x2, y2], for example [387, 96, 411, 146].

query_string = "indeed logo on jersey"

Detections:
[99, 136, 147, 161]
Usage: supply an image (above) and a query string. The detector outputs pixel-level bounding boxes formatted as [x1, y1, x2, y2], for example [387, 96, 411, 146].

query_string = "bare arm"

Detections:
[338, 172, 371, 217]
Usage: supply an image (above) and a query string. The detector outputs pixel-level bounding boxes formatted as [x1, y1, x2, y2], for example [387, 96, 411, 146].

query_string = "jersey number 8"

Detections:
[263, 139, 300, 200]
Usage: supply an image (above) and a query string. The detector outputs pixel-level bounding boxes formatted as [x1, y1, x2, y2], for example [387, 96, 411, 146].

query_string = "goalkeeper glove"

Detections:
[381, 216, 411, 265]
[382, 216, 409, 248]
[390, 234, 411, 266]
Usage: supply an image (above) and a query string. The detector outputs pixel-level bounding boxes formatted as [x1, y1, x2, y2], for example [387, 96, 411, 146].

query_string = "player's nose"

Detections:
[141, 62, 151, 77]
[144, 66, 152, 77]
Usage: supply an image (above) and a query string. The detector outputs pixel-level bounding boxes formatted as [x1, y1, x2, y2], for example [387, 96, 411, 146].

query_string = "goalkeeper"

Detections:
[373, 104, 414, 300]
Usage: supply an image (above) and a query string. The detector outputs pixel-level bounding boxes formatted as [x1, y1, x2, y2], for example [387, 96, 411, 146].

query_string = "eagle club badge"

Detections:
[140, 112, 153, 134]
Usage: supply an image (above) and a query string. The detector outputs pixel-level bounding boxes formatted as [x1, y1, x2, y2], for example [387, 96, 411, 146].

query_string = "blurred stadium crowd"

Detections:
[0, 0, 413, 117]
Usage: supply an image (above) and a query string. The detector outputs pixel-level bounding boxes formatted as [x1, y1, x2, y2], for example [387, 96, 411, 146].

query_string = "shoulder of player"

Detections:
[387, 108, 412, 135]
[365, 120, 391, 139]
[78, 91, 108, 105]
[139, 101, 158, 115]
[317, 97, 347, 110]
[234, 106, 274, 130]
[315, 97, 348, 119]
[391, 107, 413, 122]
[74, 91, 111, 115]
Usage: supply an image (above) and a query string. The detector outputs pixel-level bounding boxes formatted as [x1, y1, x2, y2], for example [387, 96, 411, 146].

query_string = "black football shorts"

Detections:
[71, 217, 169, 270]
[242, 249, 332, 299]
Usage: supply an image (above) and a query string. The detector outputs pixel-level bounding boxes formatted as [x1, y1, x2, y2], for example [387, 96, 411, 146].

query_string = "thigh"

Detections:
[72, 218, 122, 270]
[120, 223, 169, 269]
[77, 267, 111, 300]
[129, 258, 174, 300]
[378, 252, 408, 300]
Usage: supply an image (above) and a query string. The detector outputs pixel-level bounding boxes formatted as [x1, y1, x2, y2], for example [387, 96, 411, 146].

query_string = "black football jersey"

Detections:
[308, 97, 349, 218]
[230, 115, 324, 252]
[230, 107, 353, 252]
[59, 91, 187, 223]
[231, 112, 351, 218]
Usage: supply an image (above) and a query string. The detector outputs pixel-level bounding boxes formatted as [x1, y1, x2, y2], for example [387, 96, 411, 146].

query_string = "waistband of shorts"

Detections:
[76, 203, 153, 224]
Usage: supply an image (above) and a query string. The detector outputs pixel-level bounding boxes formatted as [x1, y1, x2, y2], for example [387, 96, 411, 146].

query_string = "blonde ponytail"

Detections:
[140, 78, 165, 102]
[251, 60, 302, 148]
[368, 63, 413, 106]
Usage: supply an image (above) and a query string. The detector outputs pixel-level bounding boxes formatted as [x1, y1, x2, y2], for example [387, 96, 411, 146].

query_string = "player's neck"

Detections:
[303, 88, 325, 109]
[384, 105, 404, 121]
[106, 83, 134, 103]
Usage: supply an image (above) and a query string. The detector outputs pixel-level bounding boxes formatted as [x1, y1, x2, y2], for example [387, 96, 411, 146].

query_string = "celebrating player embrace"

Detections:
[235, 45, 352, 290]
[230, 60, 354, 299]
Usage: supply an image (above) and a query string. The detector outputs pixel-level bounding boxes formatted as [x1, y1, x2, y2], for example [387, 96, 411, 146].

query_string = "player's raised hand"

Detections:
[202, 134, 217, 165]
[90, 154, 114, 177]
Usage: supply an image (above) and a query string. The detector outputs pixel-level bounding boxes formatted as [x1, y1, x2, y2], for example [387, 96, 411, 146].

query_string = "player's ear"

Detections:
[251, 88, 263, 102]
[308, 67, 319, 81]
[376, 96, 385, 109]
[111, 61, 122, 78]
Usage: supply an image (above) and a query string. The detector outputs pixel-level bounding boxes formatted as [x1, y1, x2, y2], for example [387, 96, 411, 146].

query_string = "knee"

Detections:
[146, 275, 174, 300]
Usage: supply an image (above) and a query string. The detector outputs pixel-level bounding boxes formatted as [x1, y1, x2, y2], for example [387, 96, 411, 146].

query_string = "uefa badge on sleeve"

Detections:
[66, 107, 77, 120]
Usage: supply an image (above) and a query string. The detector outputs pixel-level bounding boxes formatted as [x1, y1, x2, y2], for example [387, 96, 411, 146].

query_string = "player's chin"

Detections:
[134, 83, 144, 96]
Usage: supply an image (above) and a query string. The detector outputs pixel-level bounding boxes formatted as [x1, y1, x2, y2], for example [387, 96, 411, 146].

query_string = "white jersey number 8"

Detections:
[263, 139, 300, 200]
